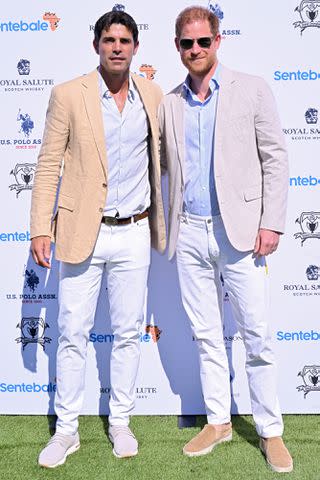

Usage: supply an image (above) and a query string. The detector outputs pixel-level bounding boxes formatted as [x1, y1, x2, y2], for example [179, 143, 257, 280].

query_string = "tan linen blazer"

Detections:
[30, 69, 166, 263]
[159, 65, 289, 260]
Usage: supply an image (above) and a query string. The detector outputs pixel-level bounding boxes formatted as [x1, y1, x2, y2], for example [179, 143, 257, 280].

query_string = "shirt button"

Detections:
[99, 208, 103, 212]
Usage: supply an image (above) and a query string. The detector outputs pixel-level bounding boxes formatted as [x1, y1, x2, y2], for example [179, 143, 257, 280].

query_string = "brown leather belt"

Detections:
[101, 210, 149, 226]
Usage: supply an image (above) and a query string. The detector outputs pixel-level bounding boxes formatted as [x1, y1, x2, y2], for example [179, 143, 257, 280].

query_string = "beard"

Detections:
[182, 55, 216, 77]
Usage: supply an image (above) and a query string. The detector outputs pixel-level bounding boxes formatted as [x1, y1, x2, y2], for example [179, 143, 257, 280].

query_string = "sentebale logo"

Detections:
[0, 12, 60, 32]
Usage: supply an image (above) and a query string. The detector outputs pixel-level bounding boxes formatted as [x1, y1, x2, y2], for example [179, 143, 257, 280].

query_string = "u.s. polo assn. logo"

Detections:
[294, 1, 320, 34]
[9, 163, 36, 196]
[207, 1, 241, 36]
[16, 317, 51, 350]
[294, 211, 320, 244]
[17, 109, 34, 137]
[297, 365, 320, 397]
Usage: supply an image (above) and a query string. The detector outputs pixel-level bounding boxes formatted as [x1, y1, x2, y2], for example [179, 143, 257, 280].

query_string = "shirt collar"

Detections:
[98, 68, 135, 103]
[183, 62, 221, 100]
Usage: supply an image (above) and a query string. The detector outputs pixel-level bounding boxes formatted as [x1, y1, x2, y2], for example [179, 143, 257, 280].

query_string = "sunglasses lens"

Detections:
[180, 38, 194, 49]
[197, 37, 212, 48]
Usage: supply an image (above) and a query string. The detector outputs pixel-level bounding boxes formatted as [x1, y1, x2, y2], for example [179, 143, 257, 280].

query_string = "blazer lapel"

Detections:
[81, 69, 107, 179]
[172, 87, 185, 186]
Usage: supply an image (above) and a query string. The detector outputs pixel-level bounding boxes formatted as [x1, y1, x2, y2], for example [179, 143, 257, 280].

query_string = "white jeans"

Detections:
[54, 217, 150, 435]
[176, 213, 283, 438]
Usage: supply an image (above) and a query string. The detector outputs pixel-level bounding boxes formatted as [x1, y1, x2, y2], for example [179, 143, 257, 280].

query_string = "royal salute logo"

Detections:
[297, 365, 320, 397]
[294, 211, 320, 245]
[138, 64, 156, 80]
[282, 264, 320, 296]
[16, 317, 51, 350]
[0, 110, 41, 150]
[89, 4, 149, 32]
[0, 59, 54, 94]
[207, 1, 241, 37]
[294, 1, 320, 34]
[0, 12, 60, 32]
[305, 107, 318, 124]
[17, 59, 30, 76]
[9, 162, 36, 197]
[306, 264, 320, 280]
[282, 107, 320, 142]
[112, 3, 125, 11]
[100, 385, 157, 400]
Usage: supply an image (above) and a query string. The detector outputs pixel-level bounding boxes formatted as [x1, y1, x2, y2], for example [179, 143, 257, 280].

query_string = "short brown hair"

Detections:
[175, 6, 219, 38]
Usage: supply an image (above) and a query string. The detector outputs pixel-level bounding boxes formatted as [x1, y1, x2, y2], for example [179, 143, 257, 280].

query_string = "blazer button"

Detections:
[102, 183, 107, 188]
[99, 208, 103, 212]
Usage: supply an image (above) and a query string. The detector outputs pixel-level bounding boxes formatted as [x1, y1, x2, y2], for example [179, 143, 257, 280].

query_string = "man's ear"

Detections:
[93, 40, 99, 54]
[174, 37, 180, 52]
[133, 40, 139, 56]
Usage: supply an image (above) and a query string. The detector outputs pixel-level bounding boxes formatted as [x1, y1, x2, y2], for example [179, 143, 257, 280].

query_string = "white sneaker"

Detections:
[108, 425, 138, 458]
[38, 432, 80, 468]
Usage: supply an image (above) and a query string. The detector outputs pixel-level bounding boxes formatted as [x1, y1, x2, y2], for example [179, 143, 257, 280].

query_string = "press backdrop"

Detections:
[1, 0, 319, 415]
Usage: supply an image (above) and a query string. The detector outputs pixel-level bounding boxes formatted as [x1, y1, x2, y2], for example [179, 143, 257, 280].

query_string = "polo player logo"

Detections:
[297, 365, 320, 397]
[294, 1, 320, 34]
[17, 59, 30, 76]
[145, 325, 162, 342]
[17, 109, 34, 137]
[9, 163, 36, 196]
[24, 268, 40, 292]
[305, 108, 318, 124]
[16, 317, 51, 350]
[208, 2, 224, 21]
[306, 265, 320, 280]
[294, 212, 320, 245]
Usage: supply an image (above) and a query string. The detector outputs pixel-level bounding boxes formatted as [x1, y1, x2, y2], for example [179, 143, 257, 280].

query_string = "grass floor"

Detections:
[0, 415, 318, 480]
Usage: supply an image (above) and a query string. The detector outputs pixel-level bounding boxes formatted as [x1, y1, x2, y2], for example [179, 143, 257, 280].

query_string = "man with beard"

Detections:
[159, 6, 292, 473]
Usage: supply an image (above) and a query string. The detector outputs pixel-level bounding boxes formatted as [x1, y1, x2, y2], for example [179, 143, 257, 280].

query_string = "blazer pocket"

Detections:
[57, 194, 75, 211]
[244, 184, 262, 202]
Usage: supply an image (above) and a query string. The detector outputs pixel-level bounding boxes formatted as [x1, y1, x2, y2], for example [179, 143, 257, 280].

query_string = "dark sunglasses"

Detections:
[179, 36, 214, 50]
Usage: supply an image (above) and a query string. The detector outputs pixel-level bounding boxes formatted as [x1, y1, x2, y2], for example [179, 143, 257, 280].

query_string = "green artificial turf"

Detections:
[0, 415, 318, 480]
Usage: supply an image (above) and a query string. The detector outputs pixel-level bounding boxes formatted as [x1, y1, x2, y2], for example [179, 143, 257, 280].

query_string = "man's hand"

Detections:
[254, 229, 280, 257]
[31, 236, 51, 268]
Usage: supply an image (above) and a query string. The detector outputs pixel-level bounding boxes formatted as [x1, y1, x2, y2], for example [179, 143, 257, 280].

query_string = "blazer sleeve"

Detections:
[30, 86, 70, 239]
[254, 78, 289, 233]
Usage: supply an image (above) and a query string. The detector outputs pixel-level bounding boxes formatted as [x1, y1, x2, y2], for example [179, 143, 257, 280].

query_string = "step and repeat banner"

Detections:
[0, 0, 319, 415]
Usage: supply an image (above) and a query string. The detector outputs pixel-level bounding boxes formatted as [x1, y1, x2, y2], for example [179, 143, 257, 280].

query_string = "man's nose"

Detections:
[112, 39, 122, 52]
[190, 40, 201, 54]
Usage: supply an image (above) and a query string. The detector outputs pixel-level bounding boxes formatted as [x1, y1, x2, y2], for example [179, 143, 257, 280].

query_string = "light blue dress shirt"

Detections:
[183, 65, 220, 216]
[98, 71, 150, 218]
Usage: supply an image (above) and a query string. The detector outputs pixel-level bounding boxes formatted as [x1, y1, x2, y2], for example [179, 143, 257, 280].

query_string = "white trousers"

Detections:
[176, 213, 283, 438]
[54, 217, 150, 435]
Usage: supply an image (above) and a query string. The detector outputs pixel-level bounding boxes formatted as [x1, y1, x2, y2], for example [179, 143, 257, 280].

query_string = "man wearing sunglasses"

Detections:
[159, 6, 292, 473]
